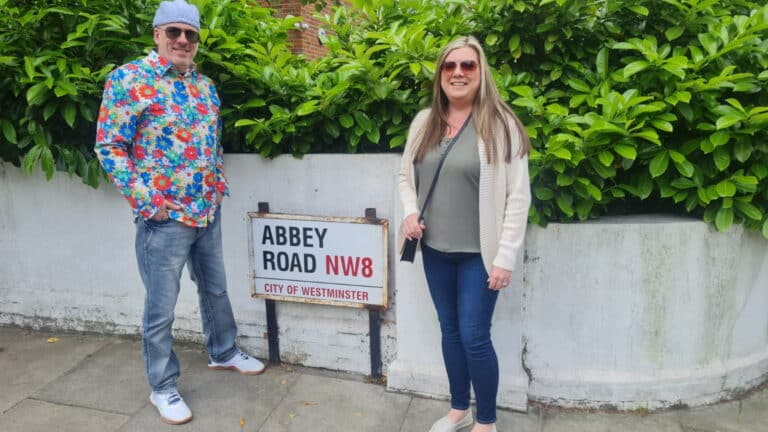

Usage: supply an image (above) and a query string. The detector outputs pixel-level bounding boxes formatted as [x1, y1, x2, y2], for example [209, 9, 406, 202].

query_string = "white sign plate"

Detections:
[248, 212, 388, 308]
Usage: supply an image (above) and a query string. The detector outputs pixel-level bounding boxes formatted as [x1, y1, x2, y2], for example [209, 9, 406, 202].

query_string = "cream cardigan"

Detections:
[398, 108, 531, 272]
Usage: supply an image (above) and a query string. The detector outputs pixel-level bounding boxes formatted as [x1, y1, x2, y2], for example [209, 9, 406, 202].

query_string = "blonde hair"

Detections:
[414, 35, 531, 164]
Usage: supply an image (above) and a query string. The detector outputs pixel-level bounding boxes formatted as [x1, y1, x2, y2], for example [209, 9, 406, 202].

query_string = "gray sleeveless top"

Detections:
[414, 122, 481, 253]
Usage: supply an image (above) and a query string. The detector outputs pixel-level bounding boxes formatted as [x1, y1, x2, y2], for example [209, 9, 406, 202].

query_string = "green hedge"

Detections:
[1, 0, 767, 236]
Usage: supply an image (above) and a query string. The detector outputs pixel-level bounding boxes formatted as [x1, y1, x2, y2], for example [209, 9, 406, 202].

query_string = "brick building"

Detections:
[263, 0, 337, 59]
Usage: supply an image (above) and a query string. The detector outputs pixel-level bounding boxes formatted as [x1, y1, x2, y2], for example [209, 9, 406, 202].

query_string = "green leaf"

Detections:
[675, 160, 695, 177]
[713, 147, 731, 171]
[637, 175, 653, 199]
[508, 34, 520, 53]
[551, 148, 571, 159]
[710, 131, 730, 147]
[243, 98, 266, 108]
[24, 56, 35, 80]
[733, 141, 752, 163]
[628, 5, 649, 15]
[715, 207, 733, 232]
[234, 119, 260, 127]
[26, 83, 48, 106]
[668, 150, 685, 163]
[339, 114, 354, 128]
[614, 144, 637, 160]
[698, 33, 719, 56]
[352, 111, 372, 132]
[545, 104, 568, 116]
[389, 135, 405, 149]
[43, 103, 57, 121]
[716, 115, 742, 129]
[555, 194, 574, 217]
[715, 181, 736, 197]
[365, 127, 380, 144]
[671, 178, 697, 189]
[373, 81, 388, 99]
[632, 128, 660, 145]
[596, 47, 608, 79]
[22, 144, 43, 174]
[62, 102, 76, 128]
[697, 187, 711, 204]
[762, 219, 768, 239]
[534, 186, 555, 200]
[323, 121, 340, 138]
[734, 201, 762, 221]
[295, 100, 319, 116]
[40, 146, 55, 180]
[556, 173, 574, 186]
[665, 26, 685, 41]
[0, 119, 17, 144]
[586, 182, 602, 200]
[651, 120, 673, 132]
[598, 150, 614, 167]
[649, 151, 669, 177]
[567, 79, 591, 92]
[624, 60, 650, 78]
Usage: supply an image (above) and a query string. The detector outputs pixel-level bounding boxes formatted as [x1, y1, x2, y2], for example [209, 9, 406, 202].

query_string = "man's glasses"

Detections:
[440, 60, 478, 73]
[164, 27, 200, 43]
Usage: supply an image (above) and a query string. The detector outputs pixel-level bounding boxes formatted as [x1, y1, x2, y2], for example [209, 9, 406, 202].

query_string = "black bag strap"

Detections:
[416, 114, 472, 220]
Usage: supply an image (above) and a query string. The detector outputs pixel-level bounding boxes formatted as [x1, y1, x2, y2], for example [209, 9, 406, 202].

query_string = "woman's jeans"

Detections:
[422, 243, 500, 424]
[135, 208, 238, 392]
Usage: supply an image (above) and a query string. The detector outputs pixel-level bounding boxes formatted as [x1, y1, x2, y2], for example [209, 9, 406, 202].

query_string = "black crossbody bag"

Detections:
[400, 115, 472, 262]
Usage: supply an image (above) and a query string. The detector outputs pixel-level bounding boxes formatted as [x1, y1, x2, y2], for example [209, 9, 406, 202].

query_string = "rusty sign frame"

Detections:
[247, 211, 389, 309]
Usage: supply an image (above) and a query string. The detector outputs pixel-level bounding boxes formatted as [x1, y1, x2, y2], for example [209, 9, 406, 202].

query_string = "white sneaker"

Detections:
[150, 390, 192, 425]
[208, 349, 266, 375]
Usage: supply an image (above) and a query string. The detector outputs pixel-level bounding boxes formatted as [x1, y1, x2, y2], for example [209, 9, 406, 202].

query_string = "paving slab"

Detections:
[2, 326, 768, 432]
[540, 408, 684, 432]
[399, 396, 452, 432]
[678, 398, 768, 432]
[0, 327, 111, 413]
[496, 407, 542, 432]
[259, 373, 412, 432]
[117, 343, 240, 432]
[738, 388, 768, 432]
[0, 399, 128, 432]
[400, 396, 542, 432]
[120, 361, 299, 431]
[33, 338, 148, 414]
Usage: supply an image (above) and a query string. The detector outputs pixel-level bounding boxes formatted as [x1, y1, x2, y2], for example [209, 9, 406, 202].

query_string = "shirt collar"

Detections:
[145, 50, 197, 78]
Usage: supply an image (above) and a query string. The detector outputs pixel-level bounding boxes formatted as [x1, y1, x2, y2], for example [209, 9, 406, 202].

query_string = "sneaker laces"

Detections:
[236, 350, 250, 361]
[166, 391, 182, 405]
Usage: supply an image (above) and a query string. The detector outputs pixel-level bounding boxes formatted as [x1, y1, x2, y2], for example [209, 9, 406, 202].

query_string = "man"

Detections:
[95, 0, 264, 425]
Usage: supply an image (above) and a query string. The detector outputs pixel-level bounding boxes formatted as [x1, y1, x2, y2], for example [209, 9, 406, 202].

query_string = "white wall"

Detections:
[0, 155, 401, 375]
[2, 158, 768, 410]
[520, 217, 768, 409]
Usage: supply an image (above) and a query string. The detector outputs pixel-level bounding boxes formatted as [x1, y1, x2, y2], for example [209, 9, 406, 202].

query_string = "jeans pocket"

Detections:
[143, 217, 175, 228]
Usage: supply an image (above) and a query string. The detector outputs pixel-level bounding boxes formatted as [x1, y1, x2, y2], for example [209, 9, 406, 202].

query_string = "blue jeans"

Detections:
[422, 243, 499, 424]
[135, 207, 238, 392]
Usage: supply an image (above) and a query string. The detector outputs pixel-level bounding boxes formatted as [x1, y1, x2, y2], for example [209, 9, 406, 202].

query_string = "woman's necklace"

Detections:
[445, 111, 471, 137]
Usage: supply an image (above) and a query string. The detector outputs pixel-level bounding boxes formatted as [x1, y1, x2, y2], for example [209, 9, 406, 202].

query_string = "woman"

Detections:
[398, 36, 531, 432]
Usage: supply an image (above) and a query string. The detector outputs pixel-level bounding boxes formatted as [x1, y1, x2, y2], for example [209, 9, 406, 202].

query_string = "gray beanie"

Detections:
[153, 0, 200, 30]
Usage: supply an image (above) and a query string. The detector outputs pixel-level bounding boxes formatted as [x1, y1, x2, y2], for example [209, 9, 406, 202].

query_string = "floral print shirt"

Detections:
[95, 50, 228, 227]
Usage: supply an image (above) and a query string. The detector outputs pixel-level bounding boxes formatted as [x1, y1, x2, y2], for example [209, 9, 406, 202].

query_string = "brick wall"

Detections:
[262, 0, 335, 59]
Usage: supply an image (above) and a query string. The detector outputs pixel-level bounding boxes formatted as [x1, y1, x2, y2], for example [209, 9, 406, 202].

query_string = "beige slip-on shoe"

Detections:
[428, 409, 473, 432]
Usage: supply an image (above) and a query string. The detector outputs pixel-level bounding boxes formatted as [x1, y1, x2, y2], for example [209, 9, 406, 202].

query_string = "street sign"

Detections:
[248, 212, 388, 308]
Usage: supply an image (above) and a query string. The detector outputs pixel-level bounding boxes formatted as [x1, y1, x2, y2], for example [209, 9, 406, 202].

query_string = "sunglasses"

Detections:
[163, 26, 200, 43]
[440, 60, 478, 73]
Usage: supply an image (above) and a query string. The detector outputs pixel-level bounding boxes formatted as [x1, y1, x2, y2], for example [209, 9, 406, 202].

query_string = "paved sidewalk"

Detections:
[0, 326, 766, 432]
